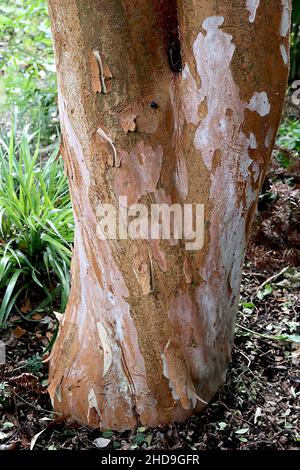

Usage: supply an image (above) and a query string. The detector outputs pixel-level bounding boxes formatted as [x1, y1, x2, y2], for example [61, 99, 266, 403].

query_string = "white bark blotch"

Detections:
[191, 15, 265, 390]
[247, 92, 271, 117]
[281, 0, 290, 37]
[181, 64, 202, 125]
[249, 133, 258, 149]
[96, 128, 117, 166]
[87, 388, 101, 422]
[280, 44, 288, 65]
[97, 322, 113, 376]
[92, 51, 113, 94]
[193, 16, 243, 170]
[55, 384, 62, 402]
[251, 161, 260, 183]
[246, 0, 260, 23]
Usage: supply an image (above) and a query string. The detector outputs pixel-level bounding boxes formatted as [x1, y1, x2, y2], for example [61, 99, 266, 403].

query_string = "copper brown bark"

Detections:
[47, 0, 291, 430]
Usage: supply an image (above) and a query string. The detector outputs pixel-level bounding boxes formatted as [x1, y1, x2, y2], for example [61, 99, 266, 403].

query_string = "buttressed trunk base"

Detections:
[47, 0, 291, 430]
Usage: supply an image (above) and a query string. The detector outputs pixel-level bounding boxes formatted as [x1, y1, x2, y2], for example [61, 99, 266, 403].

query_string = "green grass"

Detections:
[0, 126, 74, 326]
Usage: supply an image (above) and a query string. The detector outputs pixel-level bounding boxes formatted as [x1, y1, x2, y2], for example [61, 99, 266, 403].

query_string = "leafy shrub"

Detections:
[276, 118, 300, 167]
[0, 0, 57, 141]
[0, 126, 74, 326]
[290, 0, 300, 82]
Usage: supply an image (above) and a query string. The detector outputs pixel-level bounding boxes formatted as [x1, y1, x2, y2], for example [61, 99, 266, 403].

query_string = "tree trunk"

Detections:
[47, 0, 291, 430]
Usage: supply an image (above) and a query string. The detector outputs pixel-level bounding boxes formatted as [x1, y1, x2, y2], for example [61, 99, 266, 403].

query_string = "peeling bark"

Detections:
[47, 0, 291, 430]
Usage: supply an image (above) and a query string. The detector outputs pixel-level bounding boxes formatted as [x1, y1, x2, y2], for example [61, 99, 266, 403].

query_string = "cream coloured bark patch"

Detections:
[249, 133, 257, 149]
[246, 0, 260, 23]
[281, 0, 290, 37]
[247, 92, 270, 117]
[191, 15, 266, 396]
[193, 16, 237, 170]
[193, 16, 267, 169]
[181, 64, 202, 125]
[280, 44, 288, 65]
[87, 388, 101, 422]
[97, 322, 113, 376]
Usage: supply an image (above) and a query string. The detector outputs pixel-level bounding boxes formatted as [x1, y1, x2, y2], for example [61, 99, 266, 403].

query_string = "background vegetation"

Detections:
[291, 0, 300, 82]
[0, 0, 57, 141]
[0, 0, 69, 325]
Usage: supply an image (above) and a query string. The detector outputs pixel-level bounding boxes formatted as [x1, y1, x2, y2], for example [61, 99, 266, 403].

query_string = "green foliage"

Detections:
[290, 0, 300, 82]
[257, 284, 273, 300]
[0, 126, 74, 326]
[0, 0, 57, 141]
[25, 353, 43, 374]
[276, 118, 300, 167]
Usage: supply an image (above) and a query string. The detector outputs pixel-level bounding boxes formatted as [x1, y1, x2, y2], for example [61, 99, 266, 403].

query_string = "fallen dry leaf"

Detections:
[32, 313, 42, 321]
[93, 437, 111, 448]
[20, 298, 32, 314]
[13, 326, 27, 338]
[30, 429, 46, 450]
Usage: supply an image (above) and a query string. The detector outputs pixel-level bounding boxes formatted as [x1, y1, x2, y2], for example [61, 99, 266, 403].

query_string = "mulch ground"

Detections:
[0, 153, 299, 451]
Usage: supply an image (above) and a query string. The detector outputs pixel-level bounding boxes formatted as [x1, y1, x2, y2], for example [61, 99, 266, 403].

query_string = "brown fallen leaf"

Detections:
[20, 298, 32, 314]
[32, 313, 43, 321]
[8, 373, 46, 394]
[13, 326, 27, 338]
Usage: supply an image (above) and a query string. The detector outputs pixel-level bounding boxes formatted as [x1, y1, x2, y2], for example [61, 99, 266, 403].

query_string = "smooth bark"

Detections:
[47, 0, 291, 430]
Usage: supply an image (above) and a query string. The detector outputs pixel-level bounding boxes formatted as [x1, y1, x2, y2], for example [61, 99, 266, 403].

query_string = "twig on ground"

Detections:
[257, 266, 290, 292]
